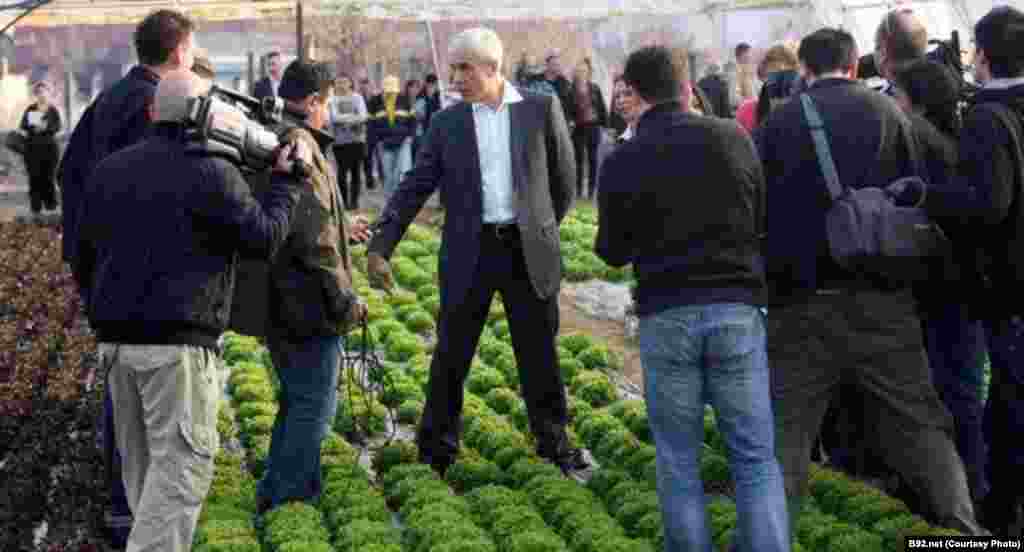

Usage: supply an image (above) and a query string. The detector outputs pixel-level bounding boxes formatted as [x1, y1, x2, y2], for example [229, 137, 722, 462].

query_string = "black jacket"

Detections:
[758, 78, 917, 296]
[418, 90, 442, 127]
[62, 66, 160, 274]
[595, 102, 765, 315]
[366, 94, 416, 149]
[698, 74, 731, 118]
[568, 82, 608, 128]
[19, 104, 61, 164]
[907, 113, 974, 310]
[925, 84, 1024, 317]
[79, 123, 301, 349]
[546, 75, 575, 124]
[252, 77, 277, 101]
[20, 104, 61, 142]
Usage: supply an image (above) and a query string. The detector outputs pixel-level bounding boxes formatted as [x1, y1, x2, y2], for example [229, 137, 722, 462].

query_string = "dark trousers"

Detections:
[103, 385, 133, 547]
[332, 143, 365, 210]
[573, 124, 602, 199]
[364, 140, 376, 189]
[922, 302, 988, 502]
[982, 316, 1024, 521]
[25, 142, 58, 213]
[417, 228, 570, 462]
[768, 290, 983, 536]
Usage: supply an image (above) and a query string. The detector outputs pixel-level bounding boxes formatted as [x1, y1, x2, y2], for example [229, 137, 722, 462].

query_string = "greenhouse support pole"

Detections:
[296, 0, 305, 61]
[64, 66, 72, 128]
[424, 17, 444, 99]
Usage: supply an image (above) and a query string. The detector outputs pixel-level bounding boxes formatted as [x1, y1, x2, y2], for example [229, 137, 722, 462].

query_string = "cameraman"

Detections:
[76, 69, 307, 552]
[245, 60, 370, 513]
[923, 6, 1024, 535]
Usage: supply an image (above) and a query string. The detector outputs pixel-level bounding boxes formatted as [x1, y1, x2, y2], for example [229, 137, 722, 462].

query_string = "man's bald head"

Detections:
[153, 69, 209, 122]
[876, 9, 928, 78]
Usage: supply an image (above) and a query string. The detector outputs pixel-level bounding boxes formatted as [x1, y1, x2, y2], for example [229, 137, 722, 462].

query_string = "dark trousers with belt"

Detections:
[768, 289, 983, 536]
[417, 224, 570, 463]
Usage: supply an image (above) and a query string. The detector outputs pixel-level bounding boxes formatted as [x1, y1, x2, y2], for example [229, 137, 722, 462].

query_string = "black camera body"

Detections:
[183, 85, 334, 175]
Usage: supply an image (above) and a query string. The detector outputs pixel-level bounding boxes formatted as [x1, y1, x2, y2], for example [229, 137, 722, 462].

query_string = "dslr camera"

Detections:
[183, 85, 334, 177]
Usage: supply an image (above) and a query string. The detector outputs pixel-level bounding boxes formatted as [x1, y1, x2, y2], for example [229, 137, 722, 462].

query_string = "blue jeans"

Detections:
[376, 139, 412, 195]
[258, 335, 342, 508]
[923, 302, 988, 502]
[639, 303, 789, 552]
[103, 385, 134, 547]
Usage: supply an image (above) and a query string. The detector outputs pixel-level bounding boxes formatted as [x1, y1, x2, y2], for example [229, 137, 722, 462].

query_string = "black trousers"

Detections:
[417, 227, 570, 462]
[364, 140, 376, 189]
[332, 143, 365, 210]
[573, 123, 602, 199]
[25, 140, 58, 213]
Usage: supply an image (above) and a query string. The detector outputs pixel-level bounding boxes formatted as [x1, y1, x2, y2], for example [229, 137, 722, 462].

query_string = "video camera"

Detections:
[927, 30, 979, 101]
[183, 85, 334, 176]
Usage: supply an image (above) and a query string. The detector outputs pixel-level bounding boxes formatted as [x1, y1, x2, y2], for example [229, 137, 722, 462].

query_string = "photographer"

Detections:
[76, 69, 306, 552]
[922, 6, 1024, 536]
[244, 60, 371, 513]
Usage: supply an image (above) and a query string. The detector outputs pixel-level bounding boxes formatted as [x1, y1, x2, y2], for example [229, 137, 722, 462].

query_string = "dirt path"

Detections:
[558, 287, 643, 390]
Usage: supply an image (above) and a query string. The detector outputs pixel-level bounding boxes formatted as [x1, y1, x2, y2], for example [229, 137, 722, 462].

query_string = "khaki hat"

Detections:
[382, 75, 400, 94]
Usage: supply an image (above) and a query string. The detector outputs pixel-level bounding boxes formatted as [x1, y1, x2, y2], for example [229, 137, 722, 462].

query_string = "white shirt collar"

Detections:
[985, 77, 1024, 90]
[472, 80, 523, 112]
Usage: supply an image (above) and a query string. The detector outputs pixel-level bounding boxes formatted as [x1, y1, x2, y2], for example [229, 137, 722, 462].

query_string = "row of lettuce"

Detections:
[195, 219, 960, 551]
[422, 205, 631, 285]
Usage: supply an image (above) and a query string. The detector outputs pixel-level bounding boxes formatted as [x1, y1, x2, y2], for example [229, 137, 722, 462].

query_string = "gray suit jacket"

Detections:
[369, 89, 576, 309]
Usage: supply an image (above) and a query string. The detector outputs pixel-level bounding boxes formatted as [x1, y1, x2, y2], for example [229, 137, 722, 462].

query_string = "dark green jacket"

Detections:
[231, 127, 358, 341]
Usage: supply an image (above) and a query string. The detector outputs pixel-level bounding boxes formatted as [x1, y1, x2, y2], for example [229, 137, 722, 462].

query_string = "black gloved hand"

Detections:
[885, 176, 927, 208]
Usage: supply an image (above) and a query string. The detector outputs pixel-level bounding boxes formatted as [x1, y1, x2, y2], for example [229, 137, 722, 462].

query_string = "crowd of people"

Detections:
[598, 5, 1024, 550]
[33, 3, 1024, 552]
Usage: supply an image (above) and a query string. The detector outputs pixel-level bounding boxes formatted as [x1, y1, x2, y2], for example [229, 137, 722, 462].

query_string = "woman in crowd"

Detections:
[736, 43, 800, 132]
[608, 75, 629, 137]
[403, 79, 424, 160]
[570, 58, 608, 199]
[330, 74, 368, 210]
[19, 81, 62, 215]
[891, 58, 989, 506]
[366, 75, 416, 197]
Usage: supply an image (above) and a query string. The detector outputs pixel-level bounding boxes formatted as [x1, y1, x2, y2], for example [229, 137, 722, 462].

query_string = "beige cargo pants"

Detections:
[102, 343, 221, 552]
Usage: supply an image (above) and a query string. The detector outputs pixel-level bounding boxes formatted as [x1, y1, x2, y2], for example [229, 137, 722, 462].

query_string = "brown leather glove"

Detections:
[367, 252, 395, 292]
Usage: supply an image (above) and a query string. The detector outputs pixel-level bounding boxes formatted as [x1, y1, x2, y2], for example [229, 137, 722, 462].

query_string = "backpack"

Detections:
[800, 93, 950, 282]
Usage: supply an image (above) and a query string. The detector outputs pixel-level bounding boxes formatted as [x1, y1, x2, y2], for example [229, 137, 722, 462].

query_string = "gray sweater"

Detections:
[331, 93, 368, 145]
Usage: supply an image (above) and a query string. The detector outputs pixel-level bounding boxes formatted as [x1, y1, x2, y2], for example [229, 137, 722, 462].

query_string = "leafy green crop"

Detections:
[466, 366, 508, 395]
[263, 502, 329, 550]
[485, 387, 519, 415]
[334, 520, 401, 551]
[396, 399, 424, 425]
[445, 458, 504, 493]
[405, 310, 437, 333]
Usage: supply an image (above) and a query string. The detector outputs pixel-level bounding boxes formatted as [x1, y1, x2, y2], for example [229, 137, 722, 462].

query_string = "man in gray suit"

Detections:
[367, 27, 582, 476]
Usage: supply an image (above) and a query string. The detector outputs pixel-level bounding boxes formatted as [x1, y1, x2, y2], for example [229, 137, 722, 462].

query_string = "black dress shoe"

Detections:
[547, 448, 589, 476]
[256, 496, 272, 516]
[418, 451, 454, 478]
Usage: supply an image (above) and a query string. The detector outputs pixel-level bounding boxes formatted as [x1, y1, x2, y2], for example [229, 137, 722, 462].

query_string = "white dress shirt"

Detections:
[270, 78, 281, 97]
[472, 81, 522, 224]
